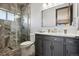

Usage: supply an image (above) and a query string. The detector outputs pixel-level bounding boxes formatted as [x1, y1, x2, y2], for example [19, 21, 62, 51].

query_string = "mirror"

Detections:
[42, 7, 56, 27]
[56, 4, 73, 26]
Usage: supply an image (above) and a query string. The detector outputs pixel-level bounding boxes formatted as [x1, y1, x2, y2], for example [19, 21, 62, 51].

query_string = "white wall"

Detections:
[30, 3, 42, 33]
[30, 3, 78, 33]
[72, 3, 79, 30]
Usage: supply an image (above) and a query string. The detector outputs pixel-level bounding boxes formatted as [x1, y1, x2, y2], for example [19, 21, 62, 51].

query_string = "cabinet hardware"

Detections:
[50, 45, 54, 50]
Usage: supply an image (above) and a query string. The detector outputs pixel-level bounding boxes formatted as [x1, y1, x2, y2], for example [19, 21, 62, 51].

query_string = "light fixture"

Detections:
[42, 3, 48, 9]
[42, 3, 53, 10]
[47, 3, 53, 7]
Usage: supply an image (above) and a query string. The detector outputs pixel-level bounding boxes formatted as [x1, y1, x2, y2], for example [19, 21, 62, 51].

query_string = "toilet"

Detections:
[20, 41, 35, 56]
[20, 33, 35, 56]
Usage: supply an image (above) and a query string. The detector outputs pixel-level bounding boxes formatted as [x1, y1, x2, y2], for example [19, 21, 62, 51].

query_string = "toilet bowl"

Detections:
[20, 41, 35, 56]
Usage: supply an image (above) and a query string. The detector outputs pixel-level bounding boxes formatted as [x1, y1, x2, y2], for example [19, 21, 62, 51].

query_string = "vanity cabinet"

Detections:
[42, 38, 52, 56]
[35, 34, 52, 56]
[65, 38, 79, 56]
[42, 37, 64, 56]
[52, 37, 64, 56]
[35, 34, 79, 56]
[35, 34, 64, 56]
[35, 35, 43, 56]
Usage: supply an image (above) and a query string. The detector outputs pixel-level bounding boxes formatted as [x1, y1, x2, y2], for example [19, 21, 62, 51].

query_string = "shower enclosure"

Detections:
[0, 3, 31, 56]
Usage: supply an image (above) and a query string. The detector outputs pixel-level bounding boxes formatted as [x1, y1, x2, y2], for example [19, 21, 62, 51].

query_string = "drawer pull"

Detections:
[50, 45, 54, 50]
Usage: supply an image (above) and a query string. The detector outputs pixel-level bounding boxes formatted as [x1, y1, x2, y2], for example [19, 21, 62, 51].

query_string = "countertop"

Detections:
[35, 32, 79, 38]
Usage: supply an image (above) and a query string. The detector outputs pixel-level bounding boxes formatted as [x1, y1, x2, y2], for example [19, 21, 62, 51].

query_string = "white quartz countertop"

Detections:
[35, 32, 79, 38]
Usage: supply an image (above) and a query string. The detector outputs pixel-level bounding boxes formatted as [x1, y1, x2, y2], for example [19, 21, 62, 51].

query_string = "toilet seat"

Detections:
[20, 41, 34, 48]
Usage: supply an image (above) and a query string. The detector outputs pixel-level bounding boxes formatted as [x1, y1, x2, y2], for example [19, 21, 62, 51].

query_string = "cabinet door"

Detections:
[42, 39, 52, 56]
[35, 37, 43, 56]
[66, 38, 79, 56]
[52, 37, 64, 56]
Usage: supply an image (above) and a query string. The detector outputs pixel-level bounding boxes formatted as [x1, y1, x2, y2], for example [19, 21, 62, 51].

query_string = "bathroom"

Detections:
[0, 3, 79, 56]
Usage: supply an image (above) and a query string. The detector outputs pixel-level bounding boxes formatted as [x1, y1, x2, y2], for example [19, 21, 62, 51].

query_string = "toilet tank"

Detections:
[30, 33, 35, 42]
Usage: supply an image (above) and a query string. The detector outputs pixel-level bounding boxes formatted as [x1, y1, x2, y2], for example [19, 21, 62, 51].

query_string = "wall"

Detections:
[72, 4, 78, 29]
[30, 3, 78, 32]
[73, 3, 79, 30]
[30, 3, 71, 32]
[30, 3, 42, 33]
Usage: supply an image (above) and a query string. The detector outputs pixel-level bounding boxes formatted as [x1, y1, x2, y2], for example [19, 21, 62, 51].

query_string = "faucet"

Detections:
[48, 29, 51, 33]
[64, 29, 67, 34]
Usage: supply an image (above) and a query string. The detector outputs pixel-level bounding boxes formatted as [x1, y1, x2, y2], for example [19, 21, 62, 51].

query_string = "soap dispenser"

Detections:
[64, 24, 68, 34]
[48, 29, 50, 33]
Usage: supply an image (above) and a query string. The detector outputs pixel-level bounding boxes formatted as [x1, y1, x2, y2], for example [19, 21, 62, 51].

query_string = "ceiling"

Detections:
[0, 3, 29, 14]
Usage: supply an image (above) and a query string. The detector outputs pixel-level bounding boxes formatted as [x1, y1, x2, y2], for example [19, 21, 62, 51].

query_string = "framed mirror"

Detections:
[41, 7, 55, 27]
[56, 4, 73, 26]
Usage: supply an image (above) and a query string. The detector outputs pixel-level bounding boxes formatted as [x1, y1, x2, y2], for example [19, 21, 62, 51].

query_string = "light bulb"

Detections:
[42, 3, 47, 9]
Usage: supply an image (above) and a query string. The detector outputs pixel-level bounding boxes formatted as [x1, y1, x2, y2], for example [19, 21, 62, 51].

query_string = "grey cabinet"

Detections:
[35, 34, 65, 56]
[42, 37, 64, 56]
[66, 38, 79, 56]
[35, 35, 43, 56]
[35, 34, 79, 56]
[52, 37, 64, 56]
[42, 39, 52, 56]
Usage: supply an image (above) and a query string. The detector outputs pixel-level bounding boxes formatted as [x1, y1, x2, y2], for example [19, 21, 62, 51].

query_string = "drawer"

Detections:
[35, 34, 54, 39]
[53, 37, 64, 42]
[66, 39, 79, 44]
